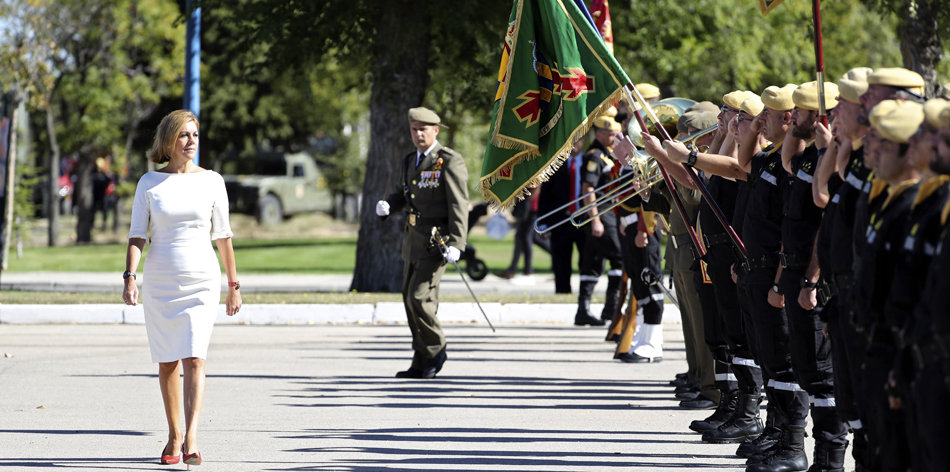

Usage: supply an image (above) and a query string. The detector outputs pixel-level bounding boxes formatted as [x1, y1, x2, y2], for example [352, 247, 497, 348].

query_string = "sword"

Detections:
[431, 227, 496, 332]
[641, 268, 678, 305]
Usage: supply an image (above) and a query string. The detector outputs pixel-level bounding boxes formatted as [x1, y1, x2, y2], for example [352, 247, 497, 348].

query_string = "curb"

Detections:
[0, 303, 682, 325]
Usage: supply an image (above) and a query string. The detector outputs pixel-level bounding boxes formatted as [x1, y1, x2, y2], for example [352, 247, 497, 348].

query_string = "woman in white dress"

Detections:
[122, 110, 242, 467]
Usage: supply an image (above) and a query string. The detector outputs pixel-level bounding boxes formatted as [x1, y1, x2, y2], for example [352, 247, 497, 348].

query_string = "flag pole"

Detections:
[623, 86, 706, 258]
[812, 0, 828, 126]
[626, 83, 747, 258]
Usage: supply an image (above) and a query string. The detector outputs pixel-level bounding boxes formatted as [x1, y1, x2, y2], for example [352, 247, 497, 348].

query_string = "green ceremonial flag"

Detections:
[480, 0, 631, 209]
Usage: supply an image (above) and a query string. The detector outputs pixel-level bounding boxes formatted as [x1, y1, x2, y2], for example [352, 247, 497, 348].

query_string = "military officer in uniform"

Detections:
[575, 114, 625, 326]
[376, 107, 469, 379]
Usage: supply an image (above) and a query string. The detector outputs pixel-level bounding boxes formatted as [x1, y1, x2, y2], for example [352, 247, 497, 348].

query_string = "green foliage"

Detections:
[612, 0, 904, 101]
[13, 153, 40, 230]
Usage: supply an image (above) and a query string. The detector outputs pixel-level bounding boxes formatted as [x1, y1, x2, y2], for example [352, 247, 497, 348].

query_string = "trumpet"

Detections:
[569, 166, 664, 227]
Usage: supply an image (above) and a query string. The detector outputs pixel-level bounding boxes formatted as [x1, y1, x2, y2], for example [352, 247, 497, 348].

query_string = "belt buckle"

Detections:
[409, 214, 417, 226]
[778, 252, 789, 269]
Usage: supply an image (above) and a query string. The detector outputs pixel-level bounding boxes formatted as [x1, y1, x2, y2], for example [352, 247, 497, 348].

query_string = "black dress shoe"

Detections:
[674, 384, 697, 394]
[574, 312, 607, 326]
[679, 394, 718, 410]
[669, 377, 690, 387]
[675, 387, 701, 401]
[420, 349, 447, 379]
[395, 367, 423, 378]
[605, 333, 620, 343]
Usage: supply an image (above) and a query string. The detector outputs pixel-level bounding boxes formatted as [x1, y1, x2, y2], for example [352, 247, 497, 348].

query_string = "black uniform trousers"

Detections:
[827, 290, 871, 467]
[738, 278, 782, 425]
[578, 216, 623, 298]
[862, 339, 910, 471]
[780, 267, 848, 449]
[704, 243, 761, 395]
[620, 230, 664, 324]
[550, 220, 586, 294]
[742, 269, 809, 425]
[694, 268, 735, 393]
[911, 359, 950, 472]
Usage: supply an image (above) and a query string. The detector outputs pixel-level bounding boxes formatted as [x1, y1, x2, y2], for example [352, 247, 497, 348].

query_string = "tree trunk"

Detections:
[45, 106, 60, 247]
[901, 0, 942, 98]
[2, 105, 18, 270]
[74, 154, 95, 243]
[350, 3, 431, 292]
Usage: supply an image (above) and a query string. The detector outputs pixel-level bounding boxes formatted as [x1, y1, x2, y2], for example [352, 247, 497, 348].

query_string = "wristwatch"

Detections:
[686, 149, 699, 167]
[228, 281, 241, 290]
[771, 283, 780, 294]
[122, 270, 136, 280]
[800, 278, 818, 289]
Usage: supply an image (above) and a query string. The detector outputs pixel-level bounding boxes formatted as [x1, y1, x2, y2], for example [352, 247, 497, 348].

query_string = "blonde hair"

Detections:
[147, 110, 199, 164]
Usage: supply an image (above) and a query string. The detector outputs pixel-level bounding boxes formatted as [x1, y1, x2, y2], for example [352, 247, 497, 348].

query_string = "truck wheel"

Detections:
[466, 258, 489, 281]
[258, 194, 283, 226]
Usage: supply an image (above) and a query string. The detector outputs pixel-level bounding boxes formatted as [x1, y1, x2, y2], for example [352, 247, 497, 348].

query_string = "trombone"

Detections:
[681, 124, 718, 152]
[533, 169, 641, 234]
[569, 165, 664, 227]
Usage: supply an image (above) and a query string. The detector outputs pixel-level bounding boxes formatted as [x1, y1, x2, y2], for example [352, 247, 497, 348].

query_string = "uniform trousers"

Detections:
[676, 268, 719, 402]
[738, 279, 782, 426]
[779, 268, 848, 449]
[741, 269, 809, 425]
[862, 343, 910, 471]
[694, 268, 737, 394]
[829, 290, 870, 467]
[911, 360, 950, 472]
[703, 244, 761, 395]
[620, 230, 664, 324]
[402, 254, 448, 367]
[550, 221, 586, 294]
[578, 218, 623, 301]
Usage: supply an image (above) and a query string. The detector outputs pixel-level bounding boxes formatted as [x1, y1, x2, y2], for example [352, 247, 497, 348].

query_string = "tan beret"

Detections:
[593, 115, 622, 132]
[636, 83, 661, 100]
[408, 107, 440, 125]
[682, 111, 718, 131]
[793, 81, 839, 111]
[687, 101, 721, 114]
[923, 99, 950, 128]
[942, 107, 950, 128]
[722, 91, 752, 111]
[740, 95, 764, 117]
[868, 100, 901, 128]
[603, 105, 618, 117]
[867, 68, 925, 95]
[875, 101, 924, 144]
[676, 114, 690, 134]
[838, 67, 873, 105]
[760, 84, 797, 111]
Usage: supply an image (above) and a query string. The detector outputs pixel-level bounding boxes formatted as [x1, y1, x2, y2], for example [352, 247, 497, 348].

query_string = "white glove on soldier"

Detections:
[375, 200, 390, 217]
[444, 246, 461, 263]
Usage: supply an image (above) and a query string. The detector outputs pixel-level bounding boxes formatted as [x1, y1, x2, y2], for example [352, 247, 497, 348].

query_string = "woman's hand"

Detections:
[226, 287, 242, 317]
[122, 278, 138, 306]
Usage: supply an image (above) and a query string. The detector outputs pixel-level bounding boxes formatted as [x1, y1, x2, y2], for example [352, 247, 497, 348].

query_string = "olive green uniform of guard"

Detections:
[382, 108, 469, 373]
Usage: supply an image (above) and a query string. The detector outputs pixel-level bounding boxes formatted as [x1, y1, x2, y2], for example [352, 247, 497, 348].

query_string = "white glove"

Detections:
[443, 246, 461, 263]
[375, 200, 390, 216]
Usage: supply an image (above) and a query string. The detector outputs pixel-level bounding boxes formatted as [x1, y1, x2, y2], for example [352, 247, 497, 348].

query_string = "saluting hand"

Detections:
[815, 121, 833, 150]
[749, 110, 766, 135]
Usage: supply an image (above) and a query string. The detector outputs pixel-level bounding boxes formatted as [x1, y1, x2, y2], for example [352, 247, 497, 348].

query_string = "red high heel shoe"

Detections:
[182, 446, 202, 467]
[160, 446, 180, 465]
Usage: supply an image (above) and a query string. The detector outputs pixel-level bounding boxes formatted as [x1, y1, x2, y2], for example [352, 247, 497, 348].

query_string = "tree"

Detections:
[861, 0, 949, 97]
[209, 0, 511, 292]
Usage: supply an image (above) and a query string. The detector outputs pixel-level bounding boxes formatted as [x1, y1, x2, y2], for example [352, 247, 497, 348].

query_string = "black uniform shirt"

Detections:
[851, 180, 920, 331]
[829, 147, 872, 277]
[741, 146, 786, 282]
[816, 173, 844, 282]
[884, 178, 950, 332]
[781, 145, 823, 263]
[908, 208, 950, 341]
[699, 172, 739, 257]
[580, 140, 620, 224]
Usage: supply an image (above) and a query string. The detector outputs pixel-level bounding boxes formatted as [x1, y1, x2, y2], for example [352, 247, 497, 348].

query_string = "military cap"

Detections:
[636, 83, 661, 100]
[838, 67, 873, 105]
[867, 68, 925, 95]
[687, 101, 721, 114]
[592, 115, 622, 132]
[923, 99, 950, 128]
[740, 96, 764, 117]
[760, 85, 797, 111]
[722, 91, 752, 111]
[408, 107, 440, 125]
[603, 105, 619, 117]
[875, 101, 925, 144]
[941, 107, 950, 128]
[792, 81, 839, 111]
[868, 100, 901, 128]
[682, 111, 718, 131]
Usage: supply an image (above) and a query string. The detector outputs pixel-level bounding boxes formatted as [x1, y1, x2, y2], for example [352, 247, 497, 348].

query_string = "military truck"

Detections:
[217, 151, 333, 226]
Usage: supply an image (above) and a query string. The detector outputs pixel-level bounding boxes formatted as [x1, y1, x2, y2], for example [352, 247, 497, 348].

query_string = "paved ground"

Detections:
[0, 323, 853, 471]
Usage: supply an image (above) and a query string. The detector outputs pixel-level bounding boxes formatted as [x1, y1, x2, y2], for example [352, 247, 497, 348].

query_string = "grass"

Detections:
[0, 291, 607, 305]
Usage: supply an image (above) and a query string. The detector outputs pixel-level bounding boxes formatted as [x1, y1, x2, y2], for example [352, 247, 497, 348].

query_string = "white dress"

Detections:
[128, 170, 233, 363]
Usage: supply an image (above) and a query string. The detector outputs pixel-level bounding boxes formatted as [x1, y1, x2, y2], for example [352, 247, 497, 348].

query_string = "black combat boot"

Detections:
[574, 281, 605, 326]
[806, 442, 846, 472]
[746, 424, 808, 472]
[600, 275, 622, 322]
[703, 393, 764, 443]
[851, 428, 870, 472]
[737, 391, 784, 458]
[690, 391, 738, 433]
